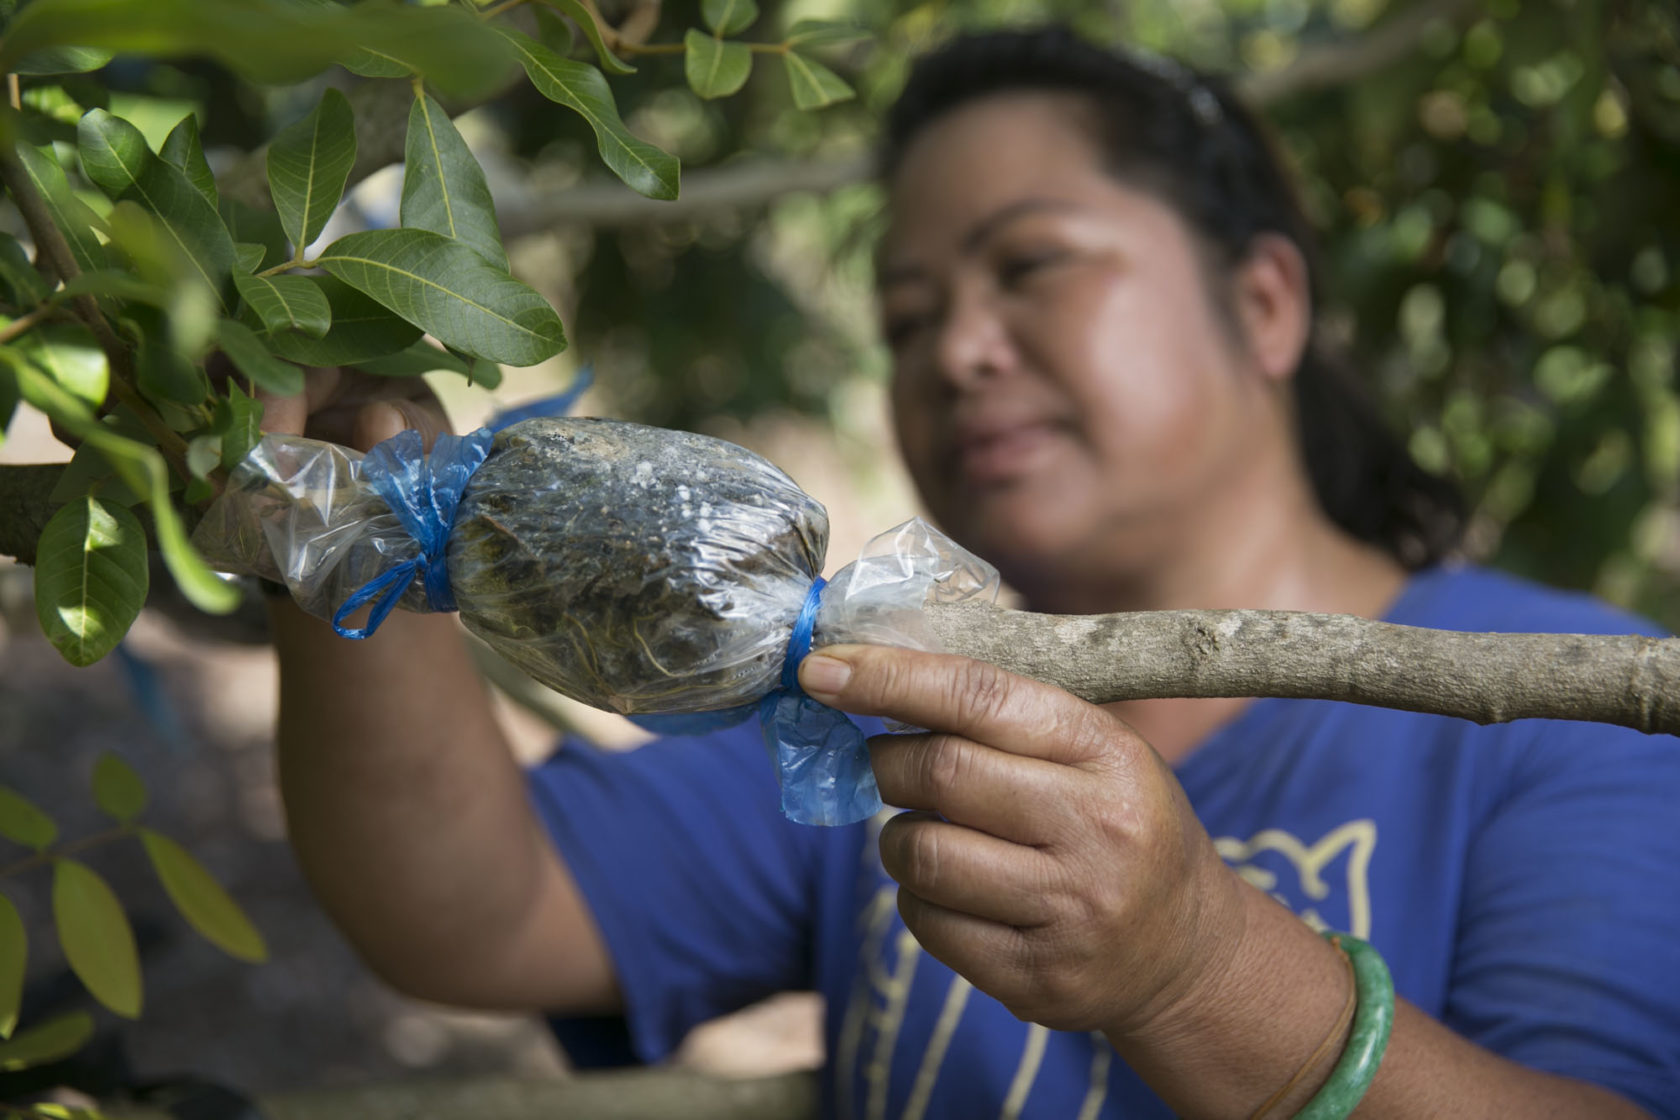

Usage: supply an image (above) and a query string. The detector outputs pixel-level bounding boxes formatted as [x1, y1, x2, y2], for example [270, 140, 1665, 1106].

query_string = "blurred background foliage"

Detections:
[13, 0, 1680, 625]
[483, 0, 1680, 629]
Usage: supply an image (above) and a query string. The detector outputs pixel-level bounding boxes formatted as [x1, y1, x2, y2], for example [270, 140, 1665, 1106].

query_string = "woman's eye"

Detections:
[882, 312, 932, 349]
[998, 250, 1067, 287]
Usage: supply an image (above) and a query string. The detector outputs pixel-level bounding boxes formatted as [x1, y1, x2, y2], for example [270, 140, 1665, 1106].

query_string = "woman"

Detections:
[264, 26, 1680, 1118]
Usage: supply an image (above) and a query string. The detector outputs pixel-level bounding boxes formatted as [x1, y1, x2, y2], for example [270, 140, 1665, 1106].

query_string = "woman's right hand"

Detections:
[257, 365, 452, 453]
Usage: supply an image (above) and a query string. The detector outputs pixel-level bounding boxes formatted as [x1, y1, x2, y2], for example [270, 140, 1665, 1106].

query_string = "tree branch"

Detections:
[928, 603, 1680, 737]
[501, 0, 1481, 231]
[1237, 0, 1479, 104]
[498, 153, 874, 235]
[97, 1069, 818, 1120]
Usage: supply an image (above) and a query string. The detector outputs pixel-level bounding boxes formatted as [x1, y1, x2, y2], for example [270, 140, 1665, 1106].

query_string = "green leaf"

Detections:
[92, 752, 147, 823]
[48, 269, 170, 308]
[187, 433, 220, 479]
[1, 0, 513, 98]
[77, 110, 235, 309]
[16, 144, 105, 274]
[139, 829, 267, 963]
[265, 275, 421, 365]
[702, 0, 757, 37]
[467, 357, 502, 389]
[350, 338, 469, 378]
[316, 228, 566, 365]
[76, 107, 153, 198]
[159, 113, 217, 208]
[134, 342, 206, 405]
[0, 234, 50, 306]
[214, 318, 302, 395]
[48, 438, 142, 507]
[233, 269, 330, 338]
[33, 496, 149, 667]
[783, 50, 853, 110]
[532, 5, 575, 57]
[220, 198, 287, 272]
[6, 356, 239, 614]
[12, 45, 111, 75]
[498, 28, 679, 201]
[541, 0, 634, 75]
[684, 30, 751, 100]
[51, 859, 141, 1018]
[402, 92, 508, 270]
[0, 787, 56, 849]
[0, 1012, 93, 1072]
[0, 893, 22, 1038]
[341, 45, 413, 79]
[783, 19, 868, 49]
[127, 307, 209, 405]
[27, 1104, 104, 1120]
[233, 243, 266, 271]
[214, 383, 262, 471]
[266, 87, 356, 253]
[20, 325, 108, 407]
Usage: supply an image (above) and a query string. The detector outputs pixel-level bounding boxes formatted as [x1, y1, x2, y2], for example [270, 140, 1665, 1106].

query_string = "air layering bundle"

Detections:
[192, 416, 999, 826]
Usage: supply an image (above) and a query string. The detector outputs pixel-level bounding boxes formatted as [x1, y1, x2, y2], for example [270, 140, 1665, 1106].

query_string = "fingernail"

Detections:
[799, 654, 852, 700]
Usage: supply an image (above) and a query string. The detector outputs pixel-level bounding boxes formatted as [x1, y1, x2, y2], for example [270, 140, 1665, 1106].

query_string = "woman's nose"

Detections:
[935, 288, 1015, 390]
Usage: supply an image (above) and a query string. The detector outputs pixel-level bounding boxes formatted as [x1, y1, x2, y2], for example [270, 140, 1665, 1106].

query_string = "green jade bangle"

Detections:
[1294, 932, 1395, 1120]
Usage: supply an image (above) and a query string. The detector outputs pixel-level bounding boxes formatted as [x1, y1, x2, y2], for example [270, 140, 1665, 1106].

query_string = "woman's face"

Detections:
[880, 93, 1280, 587]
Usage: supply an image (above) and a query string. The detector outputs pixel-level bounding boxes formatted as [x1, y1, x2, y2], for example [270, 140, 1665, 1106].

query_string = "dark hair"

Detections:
[881, 26, 1464, 570]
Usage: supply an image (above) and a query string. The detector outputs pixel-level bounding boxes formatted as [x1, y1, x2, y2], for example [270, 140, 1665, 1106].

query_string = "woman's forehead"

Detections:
[888, 91, 1106, 187]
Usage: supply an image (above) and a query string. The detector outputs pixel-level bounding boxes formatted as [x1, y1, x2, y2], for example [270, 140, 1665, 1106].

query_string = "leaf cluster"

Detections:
[0, 0, 863, 669]
[0, 754, 266, 1081]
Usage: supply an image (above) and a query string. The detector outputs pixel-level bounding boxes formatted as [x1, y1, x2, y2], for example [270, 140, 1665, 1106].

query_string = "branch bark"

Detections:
[99, 1069, 818, 1120]
[1238, 0, 1478, 105]
[928, 602, 1680, 737]
[498, 153, 874, 235]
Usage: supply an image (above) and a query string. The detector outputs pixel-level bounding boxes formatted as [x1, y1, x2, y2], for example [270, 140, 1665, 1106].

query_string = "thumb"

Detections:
[351, 399, 445, 453]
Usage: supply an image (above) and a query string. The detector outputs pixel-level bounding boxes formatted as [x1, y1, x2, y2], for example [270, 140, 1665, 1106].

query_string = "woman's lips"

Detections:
[953, 421, 1060, 487]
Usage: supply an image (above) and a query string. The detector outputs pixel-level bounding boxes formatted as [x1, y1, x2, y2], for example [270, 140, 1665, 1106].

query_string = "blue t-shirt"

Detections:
[526, 565, 1680, 1117]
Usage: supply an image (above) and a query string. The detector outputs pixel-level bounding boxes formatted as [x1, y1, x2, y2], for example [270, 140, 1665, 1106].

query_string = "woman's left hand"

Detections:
[799, 643, 1247, 1037]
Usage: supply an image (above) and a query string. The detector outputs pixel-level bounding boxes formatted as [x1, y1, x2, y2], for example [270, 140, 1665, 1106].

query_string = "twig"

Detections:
[0, 826, 132, 881]
[1238, 0, 1479, 104]
[6, 74, 18, 111]
[480, 0, 530, 17]
[498, 152, 872, 233]
[927, 603, 1680, 737]
[0, 302, 54, 344]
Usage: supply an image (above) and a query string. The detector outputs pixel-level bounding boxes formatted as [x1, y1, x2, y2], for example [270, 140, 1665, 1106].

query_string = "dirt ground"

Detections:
[0, 390, 922, 1100]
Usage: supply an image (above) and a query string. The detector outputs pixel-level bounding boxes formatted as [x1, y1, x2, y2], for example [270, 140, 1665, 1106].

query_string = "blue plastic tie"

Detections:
[781, 577, 826, 691]
[629, 575, 882, 827]
[332, 427, 494, 640]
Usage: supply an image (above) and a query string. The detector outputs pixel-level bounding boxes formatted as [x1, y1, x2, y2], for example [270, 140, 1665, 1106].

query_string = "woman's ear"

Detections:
[1232, 233, 1311, 383]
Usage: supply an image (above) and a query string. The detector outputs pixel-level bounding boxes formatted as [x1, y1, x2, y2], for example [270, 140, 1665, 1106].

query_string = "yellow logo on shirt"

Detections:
[1213, 819, 1377, 939]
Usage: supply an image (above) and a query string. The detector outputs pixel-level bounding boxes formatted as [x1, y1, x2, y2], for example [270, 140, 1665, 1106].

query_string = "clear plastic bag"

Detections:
[193, 416, 999, 824]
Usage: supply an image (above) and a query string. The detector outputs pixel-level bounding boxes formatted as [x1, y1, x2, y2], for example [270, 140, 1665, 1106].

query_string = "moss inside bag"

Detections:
[192, 415, 998, 826]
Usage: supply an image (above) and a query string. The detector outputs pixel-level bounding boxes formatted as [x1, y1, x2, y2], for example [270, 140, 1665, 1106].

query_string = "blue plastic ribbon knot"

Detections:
[632, 577, 883, 828]
[332, 428, 495, 639]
